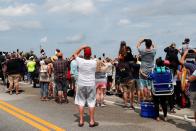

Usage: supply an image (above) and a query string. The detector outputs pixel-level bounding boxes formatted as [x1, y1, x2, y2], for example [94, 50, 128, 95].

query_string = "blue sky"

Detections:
[0, 0, 196, 58]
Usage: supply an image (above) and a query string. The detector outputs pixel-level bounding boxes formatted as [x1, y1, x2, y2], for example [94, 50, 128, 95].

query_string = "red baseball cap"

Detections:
[84, 47, 92, 57]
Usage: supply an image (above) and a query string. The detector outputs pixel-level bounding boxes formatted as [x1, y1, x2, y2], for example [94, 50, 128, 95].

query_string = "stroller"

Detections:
[151, 67, 174, 96]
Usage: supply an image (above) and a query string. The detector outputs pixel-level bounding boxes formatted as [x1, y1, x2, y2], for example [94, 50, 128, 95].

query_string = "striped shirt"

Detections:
[184, 62, 196, 75]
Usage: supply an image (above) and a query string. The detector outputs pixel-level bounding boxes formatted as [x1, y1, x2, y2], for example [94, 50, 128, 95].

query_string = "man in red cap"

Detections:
[84, 47, 92, 57]
[73, 45, 98, 127]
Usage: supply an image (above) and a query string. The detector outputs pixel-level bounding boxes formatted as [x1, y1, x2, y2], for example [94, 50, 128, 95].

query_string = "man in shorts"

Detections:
[136, 38, 156, 101]
[73, 45, 98, 127]
[53, 52, 68, 103]
[6, 53, 22, 95]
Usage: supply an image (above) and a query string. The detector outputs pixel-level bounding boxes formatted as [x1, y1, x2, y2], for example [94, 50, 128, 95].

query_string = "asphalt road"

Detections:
[0, 82, 195, 131]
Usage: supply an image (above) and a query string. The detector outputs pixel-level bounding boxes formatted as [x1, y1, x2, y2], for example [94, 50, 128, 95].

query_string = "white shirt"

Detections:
[76, 57, 97, 86]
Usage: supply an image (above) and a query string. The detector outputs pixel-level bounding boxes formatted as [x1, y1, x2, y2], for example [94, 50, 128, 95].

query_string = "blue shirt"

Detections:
[70, 60, 78, 77]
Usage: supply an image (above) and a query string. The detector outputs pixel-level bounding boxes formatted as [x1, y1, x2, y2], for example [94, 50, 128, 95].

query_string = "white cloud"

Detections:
[0, 20, 11, 31]
[96, 0, 112, 2]
[118, 18, 151, 28]
[65, 34, 85, 43]
[45, 0, 95, 15]
[0, 0, 14, 3]
[0, 4, 35, 16]
[0, 19, 41, 31]
[118, 19, 130, 26]
[40, 36, 48, 43]
[132, 22, 151, 28]
[16, 21, 41, 29]
[125, 0, 196, 17]
[58, 34, 85, 44]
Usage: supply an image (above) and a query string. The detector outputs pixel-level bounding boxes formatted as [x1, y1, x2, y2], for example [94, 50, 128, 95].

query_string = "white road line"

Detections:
[104, 100, 195, 123]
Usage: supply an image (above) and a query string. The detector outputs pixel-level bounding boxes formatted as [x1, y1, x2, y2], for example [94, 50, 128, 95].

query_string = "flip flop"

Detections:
[89, 122, 99, 127]
[78, 123, 84, 127]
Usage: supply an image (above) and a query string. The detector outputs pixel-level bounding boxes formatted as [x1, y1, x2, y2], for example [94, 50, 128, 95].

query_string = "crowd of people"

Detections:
[0, 37, 195, 127]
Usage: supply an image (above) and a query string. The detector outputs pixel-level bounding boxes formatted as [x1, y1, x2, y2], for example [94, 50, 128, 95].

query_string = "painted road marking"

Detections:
[0, 104, 50, 131]
[0, 100, 65, 131]
[104, 100, 195, 123]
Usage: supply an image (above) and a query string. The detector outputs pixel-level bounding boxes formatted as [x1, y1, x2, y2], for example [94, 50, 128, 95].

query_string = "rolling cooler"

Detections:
[140, 102, 156, 118]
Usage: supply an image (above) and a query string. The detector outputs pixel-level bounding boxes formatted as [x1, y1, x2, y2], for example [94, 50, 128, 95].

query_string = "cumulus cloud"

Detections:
[118, 19, 150, 28]
[40, 36, 48, 43]
[45, 0, 95, 15]
[0, 19, 41, 31]
[125, 0, 196, 16]
[118, 19, 130, 26]
[66, 34, 85, 43]
[0, 4, 36, 16]
[132, 22, 151, 28]
[96, 0, 112, 2]
[0, 0, 14, 3]
[0, 0, 13, 2]
[0, 20, 11, 31]
[58, 34, 85, 44]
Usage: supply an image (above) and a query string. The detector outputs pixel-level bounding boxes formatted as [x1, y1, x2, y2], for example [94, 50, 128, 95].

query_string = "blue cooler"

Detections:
[140, 102, 156, 118]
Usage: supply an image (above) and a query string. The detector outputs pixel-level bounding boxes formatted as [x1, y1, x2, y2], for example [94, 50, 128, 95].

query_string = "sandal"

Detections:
[63, 99, 69, 103]
[78, 122, 84, 127]
[89, 122, 99, 127]
[156, 117, 160, 121]
[169, 109, 176, 113]
[45, 98, 49, 101]
[129, 106, 135, 110]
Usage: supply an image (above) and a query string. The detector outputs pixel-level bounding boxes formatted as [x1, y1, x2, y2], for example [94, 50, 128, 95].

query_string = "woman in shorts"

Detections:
[96, 58, 107, 107]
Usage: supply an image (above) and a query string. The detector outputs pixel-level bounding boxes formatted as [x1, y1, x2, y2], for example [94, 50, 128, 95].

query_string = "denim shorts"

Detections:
[139, 79, 152, 90]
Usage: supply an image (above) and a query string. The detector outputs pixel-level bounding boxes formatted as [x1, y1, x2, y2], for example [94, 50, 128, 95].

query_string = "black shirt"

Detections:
[116, 61, 133, 82]
[6, 58, 22, 75]
[164, 47, 179, 62]
[125, 52, 134, 62]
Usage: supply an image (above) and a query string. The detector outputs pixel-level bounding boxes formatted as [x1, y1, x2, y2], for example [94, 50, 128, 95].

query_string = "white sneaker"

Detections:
[101, 103, 107, 107]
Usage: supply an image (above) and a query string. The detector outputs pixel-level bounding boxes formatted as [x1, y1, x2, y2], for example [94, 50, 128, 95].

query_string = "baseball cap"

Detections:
[84, 47, 92, 57]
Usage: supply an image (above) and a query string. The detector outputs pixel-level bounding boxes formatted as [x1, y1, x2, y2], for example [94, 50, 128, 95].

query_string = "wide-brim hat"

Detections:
[51, 55, 58, 62]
